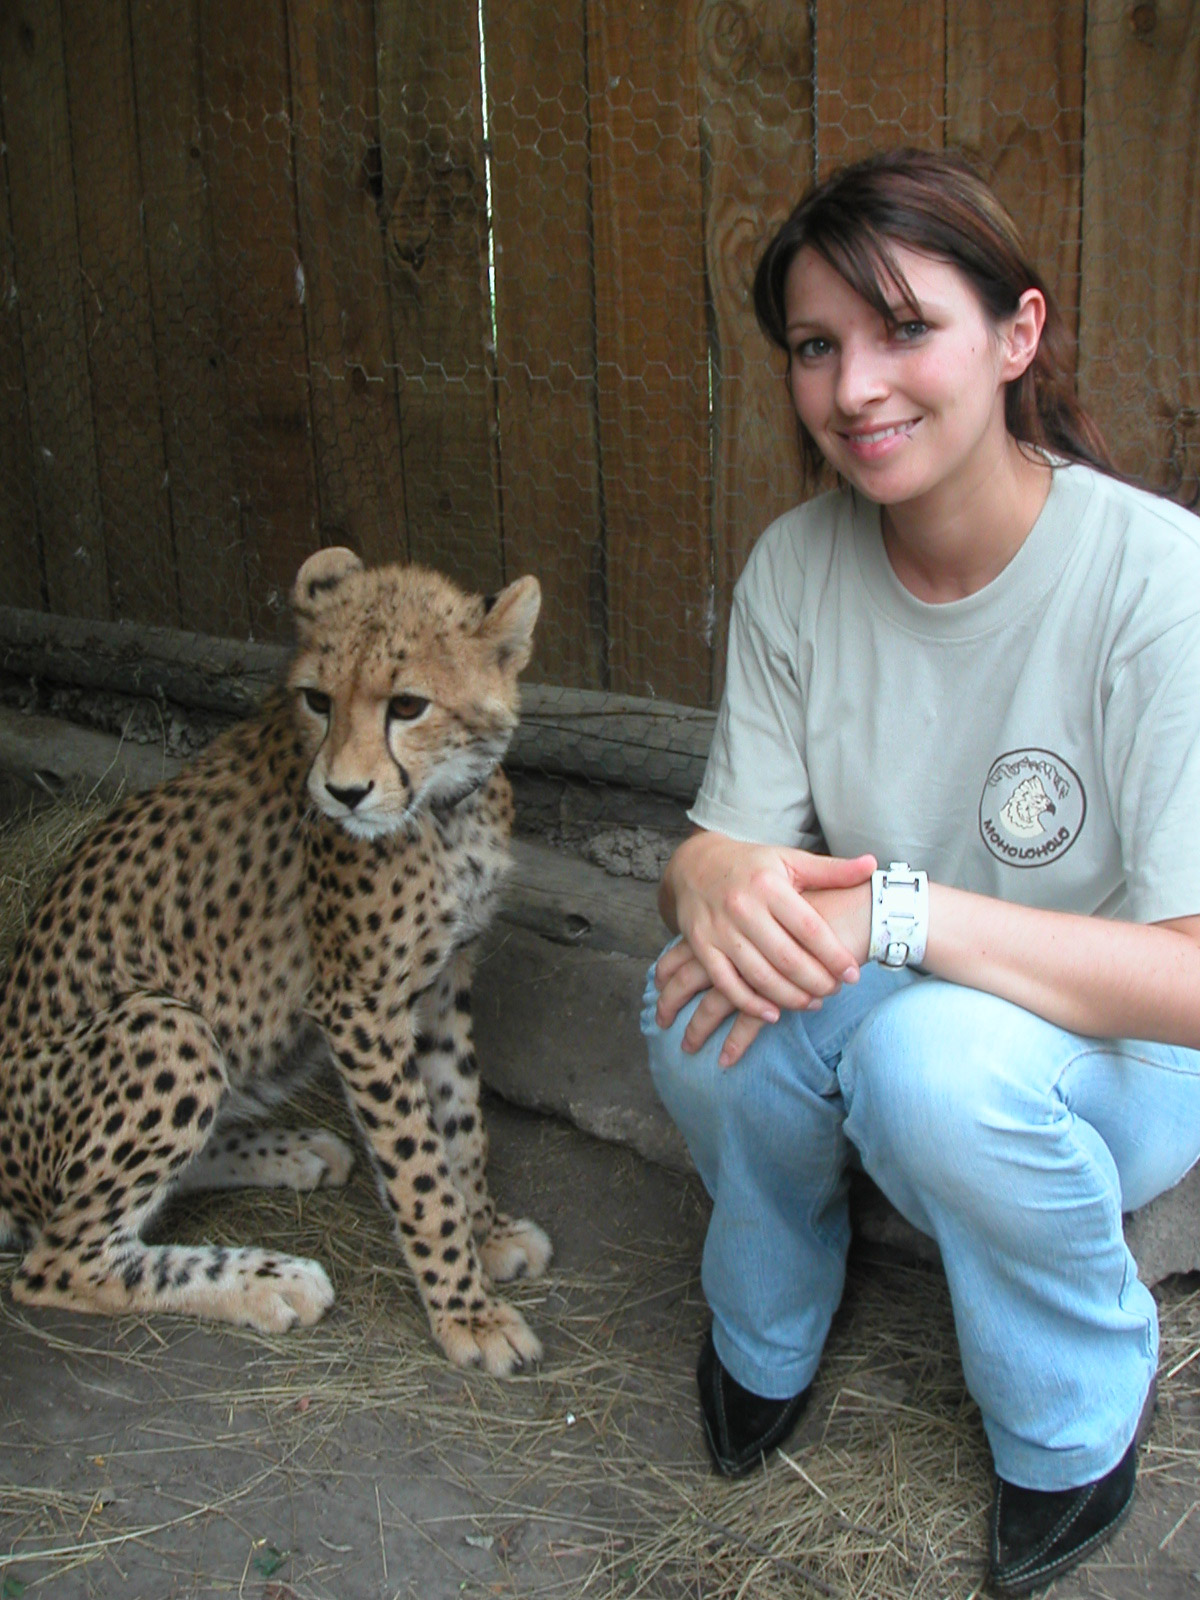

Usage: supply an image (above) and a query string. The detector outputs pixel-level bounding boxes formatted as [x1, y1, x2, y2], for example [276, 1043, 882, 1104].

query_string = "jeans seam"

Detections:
[1045, 1048, 1157, 1363]
[1050, 1042, 1200, 1093]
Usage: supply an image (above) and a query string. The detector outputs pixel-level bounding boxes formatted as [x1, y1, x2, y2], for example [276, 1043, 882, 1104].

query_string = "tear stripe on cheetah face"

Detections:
[0, 552, 551, 1369]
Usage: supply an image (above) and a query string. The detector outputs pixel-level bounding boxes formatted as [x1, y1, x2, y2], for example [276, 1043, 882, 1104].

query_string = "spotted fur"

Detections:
[0, 549, 551, 1374]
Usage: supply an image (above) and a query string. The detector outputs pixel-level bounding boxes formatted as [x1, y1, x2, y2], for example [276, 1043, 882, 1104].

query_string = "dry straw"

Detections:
[2, 794, 1199, 1597]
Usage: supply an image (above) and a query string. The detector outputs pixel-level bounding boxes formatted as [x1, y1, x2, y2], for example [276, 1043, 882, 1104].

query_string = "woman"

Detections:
[642, 147, 1200, 1596]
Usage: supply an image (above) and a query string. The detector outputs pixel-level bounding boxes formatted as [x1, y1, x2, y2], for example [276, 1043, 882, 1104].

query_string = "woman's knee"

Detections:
[641, 958, 824, 1143]
[840, 980, 1062, 1205]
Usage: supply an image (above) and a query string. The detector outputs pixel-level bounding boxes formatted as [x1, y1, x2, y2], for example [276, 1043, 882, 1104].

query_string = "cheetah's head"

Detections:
[287, 548, 541, 840]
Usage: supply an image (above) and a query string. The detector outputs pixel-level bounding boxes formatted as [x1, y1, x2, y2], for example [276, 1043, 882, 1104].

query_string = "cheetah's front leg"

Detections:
[324, 998, 541, 1376]
[414, 951, 552, 1284]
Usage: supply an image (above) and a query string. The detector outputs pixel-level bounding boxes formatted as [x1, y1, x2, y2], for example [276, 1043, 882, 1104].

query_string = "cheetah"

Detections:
[0, 548, 552, 1375]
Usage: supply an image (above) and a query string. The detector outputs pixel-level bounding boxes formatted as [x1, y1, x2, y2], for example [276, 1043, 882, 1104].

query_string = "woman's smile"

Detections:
[837, 417, 921, 457]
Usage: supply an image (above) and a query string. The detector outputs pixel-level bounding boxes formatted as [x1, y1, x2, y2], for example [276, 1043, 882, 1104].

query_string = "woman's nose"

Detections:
[833, 339, 889, 414]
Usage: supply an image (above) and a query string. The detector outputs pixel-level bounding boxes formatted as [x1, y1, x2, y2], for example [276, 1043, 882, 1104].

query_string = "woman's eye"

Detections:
[895, 320, 929, 341]
[388, 693, 430, 722]
[792, 337, 832, 362]
[302, 688, 331, 716]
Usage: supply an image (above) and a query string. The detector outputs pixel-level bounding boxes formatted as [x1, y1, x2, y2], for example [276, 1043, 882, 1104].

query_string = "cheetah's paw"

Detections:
[433, 1297, 543, 1376]
[293, 1129, 355, 1189]
[236, 1256, 335, 1333]
[480, 1215, 553, 1283]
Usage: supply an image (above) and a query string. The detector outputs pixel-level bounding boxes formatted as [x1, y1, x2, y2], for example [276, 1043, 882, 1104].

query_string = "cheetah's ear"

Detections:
[292, 547, 364, 635]
[476, 574, 541, 674]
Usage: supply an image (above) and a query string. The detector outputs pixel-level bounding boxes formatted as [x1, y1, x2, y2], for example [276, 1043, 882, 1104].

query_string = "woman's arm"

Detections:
[903, 886, 1200, 1047]
[658, 867, 1200, 1066]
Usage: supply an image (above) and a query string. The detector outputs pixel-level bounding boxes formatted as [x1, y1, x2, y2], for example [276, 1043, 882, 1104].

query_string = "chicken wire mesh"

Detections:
[0, 0, 1196, 793]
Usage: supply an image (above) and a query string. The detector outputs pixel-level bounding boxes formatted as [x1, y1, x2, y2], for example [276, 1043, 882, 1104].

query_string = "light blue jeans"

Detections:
[642, 956, 1200, 1490]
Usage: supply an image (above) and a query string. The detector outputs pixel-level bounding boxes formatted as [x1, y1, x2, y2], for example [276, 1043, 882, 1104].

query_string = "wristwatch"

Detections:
[868, 861, 928, 969]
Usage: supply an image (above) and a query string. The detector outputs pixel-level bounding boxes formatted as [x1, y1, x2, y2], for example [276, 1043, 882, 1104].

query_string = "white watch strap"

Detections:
[869, 862, 928, 968]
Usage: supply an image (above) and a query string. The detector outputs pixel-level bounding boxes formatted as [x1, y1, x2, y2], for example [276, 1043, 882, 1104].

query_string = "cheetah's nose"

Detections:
[326, 780, 374, 811]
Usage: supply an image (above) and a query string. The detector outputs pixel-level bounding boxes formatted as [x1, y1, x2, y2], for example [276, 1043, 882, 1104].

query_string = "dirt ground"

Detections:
[3, 1084, 1200, 1600]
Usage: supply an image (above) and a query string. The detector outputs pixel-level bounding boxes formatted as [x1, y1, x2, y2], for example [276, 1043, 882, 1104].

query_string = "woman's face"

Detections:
[782, 244, 1033, 515]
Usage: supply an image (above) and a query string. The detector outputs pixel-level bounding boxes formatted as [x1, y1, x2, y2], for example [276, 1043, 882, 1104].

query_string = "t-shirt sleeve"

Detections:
[1105, 616, 1200, 924]
[688, 548, 822, 849]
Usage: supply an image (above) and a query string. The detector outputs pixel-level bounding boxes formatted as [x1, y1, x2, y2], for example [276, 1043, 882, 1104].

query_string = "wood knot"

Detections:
[699, 0, 754, 80]
[1128, 2, 1157, 36]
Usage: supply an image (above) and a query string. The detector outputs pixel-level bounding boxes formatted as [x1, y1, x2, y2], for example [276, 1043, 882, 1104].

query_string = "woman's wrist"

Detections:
[805, 883, 872, 967]
[657, 828, 715, 934]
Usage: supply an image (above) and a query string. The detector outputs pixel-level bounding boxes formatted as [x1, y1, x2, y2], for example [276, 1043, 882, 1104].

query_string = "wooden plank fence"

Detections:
[0, 0, 1196, 709]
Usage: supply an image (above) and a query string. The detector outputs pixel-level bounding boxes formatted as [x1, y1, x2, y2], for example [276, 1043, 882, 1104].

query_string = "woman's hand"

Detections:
[655, 879, 874, 1066]
[653, 937, 768, 1065]
[656, 831, 876, 1038]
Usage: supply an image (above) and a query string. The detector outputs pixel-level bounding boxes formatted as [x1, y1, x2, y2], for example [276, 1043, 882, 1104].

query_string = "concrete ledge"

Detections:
[0, 706, 187, 798]
[1124, 1168, 1200, 1286]
[478, 923, 1200, 1288]
[473, 923, 689, 1172]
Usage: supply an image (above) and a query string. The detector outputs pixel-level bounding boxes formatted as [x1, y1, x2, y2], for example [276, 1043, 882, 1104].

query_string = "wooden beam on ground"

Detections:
[0, 606, 713, 799]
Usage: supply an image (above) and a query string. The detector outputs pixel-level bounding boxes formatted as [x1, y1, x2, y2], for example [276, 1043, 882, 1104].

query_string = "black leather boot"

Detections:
[988, 1381, 1155, 1595]
[696, 1325, 812, 1477]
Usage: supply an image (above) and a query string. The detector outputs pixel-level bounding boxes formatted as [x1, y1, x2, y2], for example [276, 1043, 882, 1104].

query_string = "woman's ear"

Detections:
[1001, 288, 1046, 383]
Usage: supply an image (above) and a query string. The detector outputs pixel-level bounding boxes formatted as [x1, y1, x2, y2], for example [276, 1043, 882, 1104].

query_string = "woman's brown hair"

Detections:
[753, 146, 1117, 483]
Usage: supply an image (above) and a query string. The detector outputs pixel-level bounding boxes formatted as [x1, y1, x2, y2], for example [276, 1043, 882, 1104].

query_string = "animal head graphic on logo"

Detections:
[999, 774, 1056, 838]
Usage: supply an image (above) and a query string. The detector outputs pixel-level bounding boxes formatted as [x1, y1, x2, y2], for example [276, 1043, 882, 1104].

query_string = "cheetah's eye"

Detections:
[301, 688, 331, 716]
[387, 693, 430, 722]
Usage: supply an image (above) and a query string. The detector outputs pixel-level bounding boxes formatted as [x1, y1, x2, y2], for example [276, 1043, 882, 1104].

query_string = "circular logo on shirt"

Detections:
[978, 749, 1086, 868]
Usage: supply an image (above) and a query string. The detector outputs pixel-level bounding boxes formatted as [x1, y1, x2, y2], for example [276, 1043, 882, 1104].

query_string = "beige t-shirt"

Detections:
[691, 465, 1200, 924]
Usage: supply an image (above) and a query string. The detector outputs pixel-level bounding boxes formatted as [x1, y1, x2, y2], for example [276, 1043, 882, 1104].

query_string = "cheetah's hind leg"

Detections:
[0, 1206, 29, 1252]
[173, 1125, 354, 1194]
[10, 996, 334, 1333]
[14, 1220, 334, 1333]
[173, 1022, 354, 1194]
